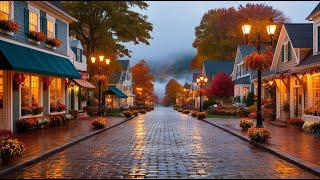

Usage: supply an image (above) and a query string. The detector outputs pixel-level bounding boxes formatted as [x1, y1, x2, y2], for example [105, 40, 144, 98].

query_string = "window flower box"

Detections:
[28, 38, 40, 45]
[46, 44, 56, 49]
[0, 20, 19, 36]
[26, 31, 46, 44]
[46, 38, 62, 49]
[0, 28, 14, 36]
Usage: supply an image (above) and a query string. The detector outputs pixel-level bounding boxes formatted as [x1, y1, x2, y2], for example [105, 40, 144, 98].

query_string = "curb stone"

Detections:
[200, 118, 320, 177]
[0, 115, 138, 177]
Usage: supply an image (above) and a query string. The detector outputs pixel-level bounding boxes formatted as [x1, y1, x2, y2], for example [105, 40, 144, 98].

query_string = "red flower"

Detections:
[26, 31, 46, 42]
[46, 38, 62, 47]
[244, 48, 273, 72]
[0, 20, 19, 32]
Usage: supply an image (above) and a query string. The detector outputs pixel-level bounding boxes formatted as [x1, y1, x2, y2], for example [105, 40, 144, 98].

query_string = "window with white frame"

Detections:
[0, 1, 10, 20]
[21, 75, 40, 108]
[50, 78, 63, 106]
[283, 42, 289, 62]
[47, 18, 55, 38]
[76, 49, 81, 62]
[29, 7, 39, 32]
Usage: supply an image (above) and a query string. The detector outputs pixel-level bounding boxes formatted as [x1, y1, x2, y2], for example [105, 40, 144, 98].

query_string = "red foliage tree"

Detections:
[207, 72, 234, 98]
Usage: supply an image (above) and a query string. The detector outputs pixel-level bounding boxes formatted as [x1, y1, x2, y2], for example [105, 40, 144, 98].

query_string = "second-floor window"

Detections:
[282, 41, 291, 63]
[29, 10, 39, 32]
[0, 1, 10, 20]
[47, 18, 54, 38]
[76, 49, 82, 62]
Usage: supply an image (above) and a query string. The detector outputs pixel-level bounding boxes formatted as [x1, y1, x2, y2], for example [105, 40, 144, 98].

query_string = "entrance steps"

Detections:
[270, 119, 287, 127]
[78, 112, 89, 120]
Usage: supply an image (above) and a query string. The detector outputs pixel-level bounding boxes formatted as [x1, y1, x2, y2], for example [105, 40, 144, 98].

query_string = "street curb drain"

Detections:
[200, 119, 320, 177]
[0, 116, 138, 177]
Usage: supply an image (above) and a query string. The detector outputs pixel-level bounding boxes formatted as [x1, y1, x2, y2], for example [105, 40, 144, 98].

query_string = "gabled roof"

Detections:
[203, 60, 234, 76]
[238, 45, 257, 62]
[48, 1, 67, 13]
[307, 2, 320, 20]
[284, 23, 313, 48]
[118, 60, 130, 71]
[109, 72, 122, 84]
[70, 40, 83, 50]
[293, 51, 320, 72]
[233, 76, 250, 85]
[192, 73, 200, 82]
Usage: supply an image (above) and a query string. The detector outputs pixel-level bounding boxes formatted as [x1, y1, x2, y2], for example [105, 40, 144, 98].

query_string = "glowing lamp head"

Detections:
[197, 79, 200, 83]
[75, 86, 79, 92]
[99, 56, 104, 61]
[200, 76, 204, 81]
[91, 57, 96, 63]
[266, 18, 277, 36]
[106, 58, 110, 65]
[204, 78, 208, 82]
[242, 19, 251, 35]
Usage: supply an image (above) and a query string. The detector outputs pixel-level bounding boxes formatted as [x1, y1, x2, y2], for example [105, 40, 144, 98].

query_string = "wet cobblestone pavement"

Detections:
[4, 107, 319, 179]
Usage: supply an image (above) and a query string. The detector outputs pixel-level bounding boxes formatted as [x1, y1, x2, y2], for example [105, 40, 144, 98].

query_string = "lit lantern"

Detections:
[91, 57, 96, 63]
[99, 56, 104, 61]
[242, 18, 251, 35]
[266, 18, 277, 36]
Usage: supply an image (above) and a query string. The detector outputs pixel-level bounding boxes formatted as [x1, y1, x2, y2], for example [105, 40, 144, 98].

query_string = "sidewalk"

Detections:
[0, 115, 137, 176]
[202, 118, 320, 176]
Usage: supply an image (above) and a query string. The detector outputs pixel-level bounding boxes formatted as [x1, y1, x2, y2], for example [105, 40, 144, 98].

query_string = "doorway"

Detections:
[293, 79, 302, 117]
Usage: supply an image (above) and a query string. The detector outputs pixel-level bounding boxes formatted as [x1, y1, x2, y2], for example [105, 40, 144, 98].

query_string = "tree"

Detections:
[131, 60, 156, 106]
[191, 3, 290, 70]
[164, 79, 183, 105]
[207, 72, 234, 98]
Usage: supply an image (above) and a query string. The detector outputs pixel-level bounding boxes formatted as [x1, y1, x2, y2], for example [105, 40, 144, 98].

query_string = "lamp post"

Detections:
[241, 17, 277, 128]
[136, 87, 143, 108]
[196, 75, 208, 112]
[91, 55, 111, 116]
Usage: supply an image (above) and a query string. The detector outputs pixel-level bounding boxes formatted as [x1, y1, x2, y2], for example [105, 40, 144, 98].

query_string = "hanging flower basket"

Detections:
[244, 48, 273, 72]
[93, 74, 107, 84]
[46, 38, 62, 49]
[13, 73, 26, 90]
[26, 31, 46, 44]
[42, 76, 53, 90]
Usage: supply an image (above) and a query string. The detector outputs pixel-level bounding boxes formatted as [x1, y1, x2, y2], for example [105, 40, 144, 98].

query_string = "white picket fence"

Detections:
[302, 114, 320, 123]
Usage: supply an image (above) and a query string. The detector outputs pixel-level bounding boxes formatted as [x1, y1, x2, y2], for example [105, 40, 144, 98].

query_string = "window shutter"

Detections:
[318, 26, 320, 52]
[80, 50, 82, 62]
[41, 15, 47, 36]
[55, 22, 58, 38]
[288, 42, 291, 61]
[281, 45, 284, 62]
[24, 8, 29, 34]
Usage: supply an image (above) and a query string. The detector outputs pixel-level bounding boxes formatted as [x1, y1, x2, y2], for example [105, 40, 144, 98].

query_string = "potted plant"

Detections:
[46, 38, 62, 49]
[31, 106, 44, 115]
[183, 110, 190, 114]
[26, 31, 46, 44]
[239, 118, 253, 131]
[131, 110, 139, 116]
[21, 106, 32, 116]
[302, 122, 319, 133]
[57, 104, 66, 112]
[248, 128, 272, 143]
[122, 111, 133, 118]
[0, 137, 26, 165]
[17, 117, 37, 131]
[191, 111, 199, 117]
[92, 118, 107, 129]
[50, 104, 58, 112]
[64, 114, 73, 126]
[197, 112, 207, 120]
[282, 101, 290, 121]
[0, 20, 19, 35]
[139, 109, 147, 114]
[288, 118, 304, 130]
[37, 117, 50, 129]
[69, 109, 79, 122]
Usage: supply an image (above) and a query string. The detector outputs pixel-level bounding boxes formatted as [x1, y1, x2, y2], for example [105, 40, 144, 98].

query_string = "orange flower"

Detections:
[26, 31, 46, 42]
[46, 38, 62, 47]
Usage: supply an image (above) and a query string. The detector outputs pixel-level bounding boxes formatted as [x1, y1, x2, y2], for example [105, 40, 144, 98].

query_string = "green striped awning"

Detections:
[0, 40, 80, 79]
[105, 85, 128, 98]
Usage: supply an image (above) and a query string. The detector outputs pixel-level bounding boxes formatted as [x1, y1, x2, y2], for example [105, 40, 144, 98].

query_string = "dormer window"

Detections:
[282, 41, 291, 63]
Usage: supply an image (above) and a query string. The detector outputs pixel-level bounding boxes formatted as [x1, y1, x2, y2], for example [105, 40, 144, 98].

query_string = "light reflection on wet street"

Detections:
[4, 107, 319, 179]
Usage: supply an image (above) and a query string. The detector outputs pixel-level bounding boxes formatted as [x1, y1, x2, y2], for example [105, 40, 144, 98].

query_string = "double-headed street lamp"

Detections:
[241, 17, 277, 128]
[196, 75, 208, 112]
[136, 87, 144, 107]
[91, 55, 111, 116]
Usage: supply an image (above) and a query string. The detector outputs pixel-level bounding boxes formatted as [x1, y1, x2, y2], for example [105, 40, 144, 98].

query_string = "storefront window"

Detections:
[50, 78, 63, 105]
[21, 75, 40, 107]
[0, 70, 3, 109]
[313, 76, 320, 106]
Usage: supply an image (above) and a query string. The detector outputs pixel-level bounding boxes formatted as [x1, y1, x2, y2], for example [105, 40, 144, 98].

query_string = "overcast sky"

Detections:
[124, 1, 319, 65]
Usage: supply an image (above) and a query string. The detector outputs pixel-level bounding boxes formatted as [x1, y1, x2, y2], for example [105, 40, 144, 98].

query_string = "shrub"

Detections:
[282, 102, 290, 113]
[64, 114, 73, 124]
[302, 122, 319, 133]
[288, 118, 304, 127]
[92, 118, 107, 129]
[191, 111, 199, 117]
[197, 112, 207, 120]
[0, 138, 26, 158]
[242, 96, 247, 103]
[132, 110, 139, 116]
[248, 128, 271, 142]
[239, 118, 253, 129]
[87, 106, 98, 116]
[122, 111, 133, 118]
[247, 105, 257, 113]
[177, 108, 183, 112]
[183, 110, 190, 114]
[238, 107, 250, 117]
[249, 112, 257, 119]
[17, 118, 37, 130]
[246, 92, 255, 107]
[202, 100, 214, 111]
[234, 96, 240, 103]
[139, 109, 147, 114]
[37, 117, 50, 127]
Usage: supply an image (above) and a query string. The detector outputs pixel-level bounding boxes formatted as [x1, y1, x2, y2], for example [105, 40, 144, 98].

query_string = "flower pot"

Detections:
[1, 156, 17, 165]
[252, 137, 266, 143]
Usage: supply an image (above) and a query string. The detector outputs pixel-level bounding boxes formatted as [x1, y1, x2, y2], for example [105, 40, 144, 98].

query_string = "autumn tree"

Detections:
[207, 72, 234, 99]
[164, 79, 183, 106]
[191, 3, 290, 70]
[131, 60, 156, 106]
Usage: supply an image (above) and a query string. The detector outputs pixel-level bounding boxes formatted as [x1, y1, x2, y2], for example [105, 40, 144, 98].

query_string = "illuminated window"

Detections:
[29, 10, 39, 32]
[0, 70, 3, 109]
[47, 19, 54, 38]
[0, 1, 10, 20]
[313, 76, 320, 106]
[21, 75, 40, 108]
[50, 78, 63, 107]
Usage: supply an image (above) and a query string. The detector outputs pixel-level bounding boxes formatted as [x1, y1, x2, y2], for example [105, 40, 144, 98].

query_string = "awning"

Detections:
[105, 85, 128, 98]
[0, 40, 80, 79]
[73, 79, 95, 89]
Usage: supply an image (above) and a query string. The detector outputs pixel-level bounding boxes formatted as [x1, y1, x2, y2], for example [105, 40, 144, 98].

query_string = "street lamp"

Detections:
[241, 17, 276, 128]
[91, 55, 111, 116]
[196, 75, 208, 112]
[136, 87, 144, 108]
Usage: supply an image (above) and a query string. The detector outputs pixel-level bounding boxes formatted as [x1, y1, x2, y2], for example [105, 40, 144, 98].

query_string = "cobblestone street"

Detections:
[4, 107, 319, 179]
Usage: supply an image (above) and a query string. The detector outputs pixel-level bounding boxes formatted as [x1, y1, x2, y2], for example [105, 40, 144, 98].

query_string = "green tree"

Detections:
[246, 92, 255, 107]
[191, 3, 290, 70]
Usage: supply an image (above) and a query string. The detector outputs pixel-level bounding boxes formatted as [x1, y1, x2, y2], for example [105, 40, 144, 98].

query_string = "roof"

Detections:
[192, 73, 200, 82]
[233, 76, 250, 84]
[118, 60, 129, 71]
[250, 70, 276, 80]
[70, 40, 83, 50]
[238, 45, 257, 61]
[292, 51, 320, 73]
[203, 60, 234, 76]
[307, 2, 320, 20]
[105, 85, 128, 98]
[109, 72, 122, 84]
[48, 1, 67, 13]
[284, 23, 313, 48]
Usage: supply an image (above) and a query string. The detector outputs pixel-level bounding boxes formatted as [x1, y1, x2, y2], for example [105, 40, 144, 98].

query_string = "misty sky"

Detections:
[123, 1, 319, 100]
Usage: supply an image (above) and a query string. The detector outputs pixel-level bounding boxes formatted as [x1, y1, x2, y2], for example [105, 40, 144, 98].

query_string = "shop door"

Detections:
[293, 87, 302, 117]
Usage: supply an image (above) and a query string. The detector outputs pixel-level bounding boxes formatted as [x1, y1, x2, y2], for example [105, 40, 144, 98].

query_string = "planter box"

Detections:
[0, 28, 14, 36]
[28, 38, 40, 45]
[302, 114, 320, 123]
[46, 44, 56, 49]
